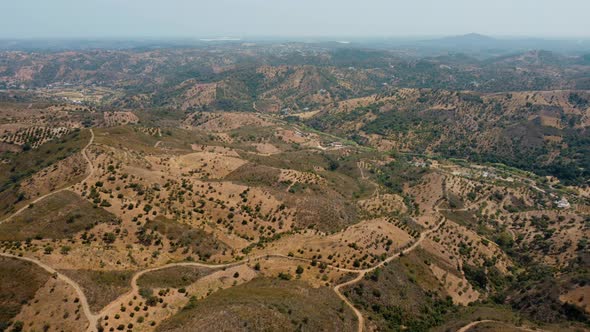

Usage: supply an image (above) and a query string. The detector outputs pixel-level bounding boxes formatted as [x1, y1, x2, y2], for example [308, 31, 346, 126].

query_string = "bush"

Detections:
[278, 272, 292, 280]
[296, 266, 304, 275]
[139, 288, 153, 299]
[11, 321, 24, 332]
[103, 232, 116, 244]
[463, 263, 487, 290]
[60, 246, 71, 255]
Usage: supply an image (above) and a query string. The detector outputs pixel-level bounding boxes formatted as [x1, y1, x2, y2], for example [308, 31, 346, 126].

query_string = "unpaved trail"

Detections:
[0, 128, 95, 224]
[334, 272, 366, 332]
[154, 140, 162, 148]
[79, 128, 95, 184]
[6, 209, 445, 332]
[96, 254, 361, 320]
[93, 214, 447, 332]
[2, 135, 456, 332]
[457, 320, 496, 332]
[457, 320, 547, 332]
[0, 129, 98, 329]
[332, 217, 447, 332]
[0, 252, 97, 331]
[97, 260, 243, 318]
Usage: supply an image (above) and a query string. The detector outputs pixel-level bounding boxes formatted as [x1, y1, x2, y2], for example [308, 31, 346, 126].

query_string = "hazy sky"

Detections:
[2, 0, 589, 39]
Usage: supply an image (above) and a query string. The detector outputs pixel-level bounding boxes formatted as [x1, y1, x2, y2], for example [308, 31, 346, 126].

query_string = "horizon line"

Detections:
[1, 33, 590, 41]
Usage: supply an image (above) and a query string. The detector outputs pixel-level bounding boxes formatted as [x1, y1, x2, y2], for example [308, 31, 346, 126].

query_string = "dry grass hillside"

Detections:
[1, 43, 589, 332]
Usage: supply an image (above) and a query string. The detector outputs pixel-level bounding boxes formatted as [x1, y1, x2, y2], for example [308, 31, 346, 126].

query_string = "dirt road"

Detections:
[93, 221, 444, 332]
[96, 260, 242, 319]
[457, 320, 497, 332]
[457, 320, 547, 332]
[1, 133, 458, 332]
[6, 211, 445, 332]
[0, 128, 95, 224]
[332, 217, 447, 332]
[0, 252, 97, 331]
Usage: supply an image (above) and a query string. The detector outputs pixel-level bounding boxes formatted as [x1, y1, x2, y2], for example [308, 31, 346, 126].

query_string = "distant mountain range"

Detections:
[412, 33, 590, 55]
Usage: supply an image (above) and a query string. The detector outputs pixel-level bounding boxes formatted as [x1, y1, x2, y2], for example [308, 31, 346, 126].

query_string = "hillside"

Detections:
[306, 88, 590, 185]
[0, 42, 588, 332]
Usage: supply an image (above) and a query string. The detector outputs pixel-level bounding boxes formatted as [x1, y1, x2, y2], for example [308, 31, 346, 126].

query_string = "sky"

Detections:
[1, 0, 589, 39]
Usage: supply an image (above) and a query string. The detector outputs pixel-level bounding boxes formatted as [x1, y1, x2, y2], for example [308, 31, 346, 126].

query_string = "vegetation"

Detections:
[60, 269, 134, 312]
[0, 43, 589, 331]
[137, 266, 219, 289]
[345, 250, 458, 331]
[139, 216, 227, 261]
[0, 129, 89, 217]
[0, 191, 117, 241]
[0, 257, 50, 330]
[156, 278, 357, 332]
[376, 157, 430, 194]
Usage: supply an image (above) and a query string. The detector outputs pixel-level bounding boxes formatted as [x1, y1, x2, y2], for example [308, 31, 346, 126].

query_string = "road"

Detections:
[4, 214, 525, 332]
[92, 217, 446, 332]
[332, 216, 447, 332]
[0, 129, 98, 330]
[95, 254, 360, 322]
[0, 128, 95, 224]
[457, 319, 548, 332]
[1, 149, 445, 332]
[333, 272, 367, 331]
[96, 260, 244, 320]
[457, 320, 497, 332]
[0, 129, 474, 332]
[0, 252, 97, 331]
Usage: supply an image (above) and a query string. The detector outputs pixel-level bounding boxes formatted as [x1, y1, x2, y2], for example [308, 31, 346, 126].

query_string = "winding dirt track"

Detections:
[0, 128, 95, 225]
[0, 252, 97, 330]
[457, 319, 548, 332]
[457, 320, 497, 332]
[91, 218, 447, 332]
[0, 129, 98, 329]
[333, 272, 367, 331]
[95, 254, 361, 326]
[332, 217, 447, 332]
[2, 129, 445, 332]
[96, 260, 243, 320]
